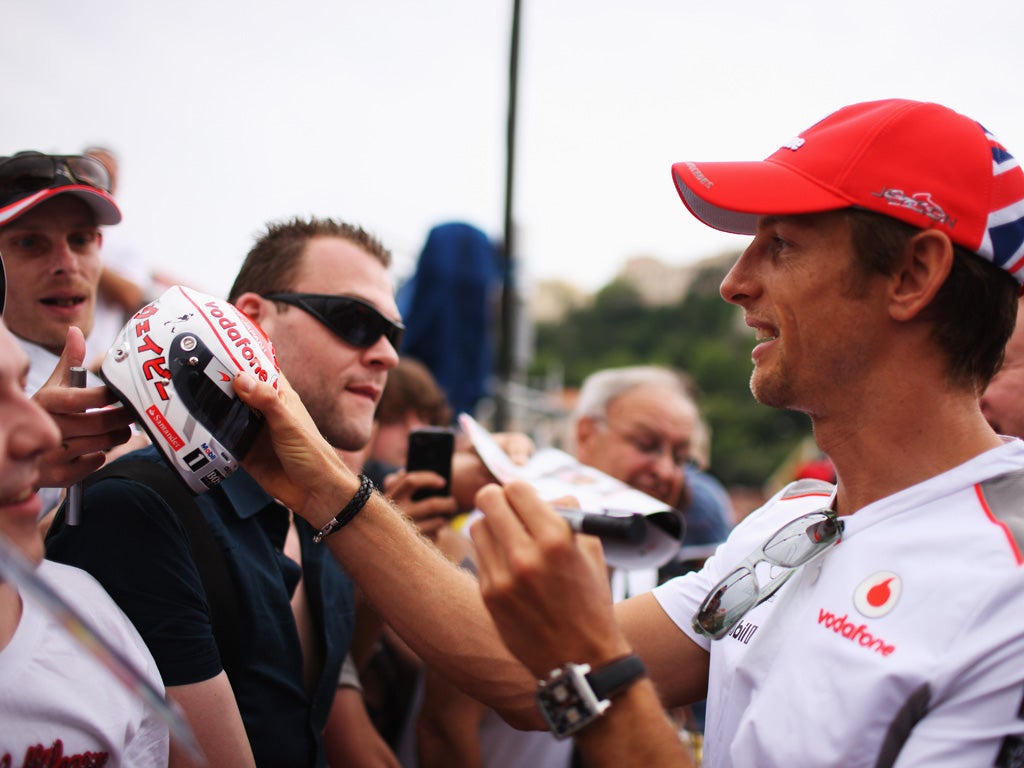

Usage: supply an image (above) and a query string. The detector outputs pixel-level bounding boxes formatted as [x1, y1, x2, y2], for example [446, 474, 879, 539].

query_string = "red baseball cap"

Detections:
[672, 99, 1024, 283]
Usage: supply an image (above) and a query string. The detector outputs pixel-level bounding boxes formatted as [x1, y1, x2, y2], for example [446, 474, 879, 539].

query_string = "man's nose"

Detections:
[50, 239, 80, 273]
[363, 332, 401, 370]
[652, 448, 682, 479]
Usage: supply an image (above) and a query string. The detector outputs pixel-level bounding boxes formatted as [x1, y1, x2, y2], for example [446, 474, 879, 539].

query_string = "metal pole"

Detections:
[496, 0, 521, 431]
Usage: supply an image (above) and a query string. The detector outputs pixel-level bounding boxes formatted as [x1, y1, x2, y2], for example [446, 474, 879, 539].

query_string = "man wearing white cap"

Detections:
[0, 152, 138, 511]
[229, 99, 1024, 767]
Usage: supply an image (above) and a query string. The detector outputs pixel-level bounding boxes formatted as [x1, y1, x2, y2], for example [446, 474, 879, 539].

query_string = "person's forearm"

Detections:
[573, 679, 696, 767]
[416, 670, 486, 768]
[304, 487, 542, 728]
[324, 686, 401, 768]
[349, 596, 388, 671]
[98, 267, 146, 312]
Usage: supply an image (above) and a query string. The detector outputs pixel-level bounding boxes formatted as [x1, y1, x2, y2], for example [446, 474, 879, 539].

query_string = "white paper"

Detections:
[459, 413, 685, 569]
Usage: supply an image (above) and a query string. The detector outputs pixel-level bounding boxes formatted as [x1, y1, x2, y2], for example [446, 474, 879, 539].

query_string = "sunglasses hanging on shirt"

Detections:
[692, 508, 843, 640]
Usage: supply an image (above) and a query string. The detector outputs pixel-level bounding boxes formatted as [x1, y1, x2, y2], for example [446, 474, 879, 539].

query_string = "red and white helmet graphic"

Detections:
[101, 285, 280, 493]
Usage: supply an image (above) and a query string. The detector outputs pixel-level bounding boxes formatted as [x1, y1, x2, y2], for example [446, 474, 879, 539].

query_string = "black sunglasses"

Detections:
[264, 292, 405, 350]
[0, 153, 111, 203]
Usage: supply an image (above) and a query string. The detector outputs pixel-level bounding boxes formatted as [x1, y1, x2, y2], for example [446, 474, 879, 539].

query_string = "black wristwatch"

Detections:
[536, 653, 647, 739]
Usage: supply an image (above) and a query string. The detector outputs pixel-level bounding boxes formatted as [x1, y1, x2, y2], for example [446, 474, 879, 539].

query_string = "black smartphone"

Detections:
[406, 427, 455, 500]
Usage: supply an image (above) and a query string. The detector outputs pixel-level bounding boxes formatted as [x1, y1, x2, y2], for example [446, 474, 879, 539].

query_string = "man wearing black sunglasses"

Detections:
[0, 151, 139, 516]
[48, 216, 410, 767]
[232, 100, 1024, 768]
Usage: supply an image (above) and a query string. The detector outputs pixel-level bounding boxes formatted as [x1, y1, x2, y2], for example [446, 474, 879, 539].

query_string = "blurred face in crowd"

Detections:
[0, 196, 103, 355]
[0, 319, 62, 565]
[981, 299, 1024, 439]
[238, 236, 401, 452]
[576, 383, 698, 506]
[373, 411, 431, 468]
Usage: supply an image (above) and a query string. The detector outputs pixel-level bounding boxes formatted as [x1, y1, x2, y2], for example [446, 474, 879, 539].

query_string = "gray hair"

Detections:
[572, 365, 708, 465]
[574, 365, 696, 421]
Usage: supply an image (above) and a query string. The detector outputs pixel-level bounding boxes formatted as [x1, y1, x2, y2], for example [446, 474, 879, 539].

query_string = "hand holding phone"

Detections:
[406, 427, 455, 500]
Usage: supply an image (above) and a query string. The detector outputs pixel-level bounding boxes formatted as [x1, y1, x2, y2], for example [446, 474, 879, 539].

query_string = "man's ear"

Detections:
[575, 416, 600, 456]
[888, 229, 953, 323]
[233, 292, 271, 326]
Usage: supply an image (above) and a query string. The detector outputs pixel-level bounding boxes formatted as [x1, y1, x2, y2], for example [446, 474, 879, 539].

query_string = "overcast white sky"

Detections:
[4, 0, 1024, 296]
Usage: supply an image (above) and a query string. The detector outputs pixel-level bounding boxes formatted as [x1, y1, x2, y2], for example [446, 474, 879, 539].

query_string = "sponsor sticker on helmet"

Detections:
[145, 405, 185, 451]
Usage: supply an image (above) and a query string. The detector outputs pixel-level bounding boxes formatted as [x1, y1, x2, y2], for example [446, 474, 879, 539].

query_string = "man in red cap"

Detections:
[0, 152, 138, 515]
[220, 99, 1024, 767]
[471, 98, 1024, 765]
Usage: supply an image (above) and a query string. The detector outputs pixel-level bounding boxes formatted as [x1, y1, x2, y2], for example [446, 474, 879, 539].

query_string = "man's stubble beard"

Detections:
[748, 365, 795, 412]
[306, 399, 374, 453]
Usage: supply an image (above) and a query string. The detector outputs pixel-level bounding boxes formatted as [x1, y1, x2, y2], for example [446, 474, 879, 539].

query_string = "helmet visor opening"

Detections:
[170, 334, 265, 460]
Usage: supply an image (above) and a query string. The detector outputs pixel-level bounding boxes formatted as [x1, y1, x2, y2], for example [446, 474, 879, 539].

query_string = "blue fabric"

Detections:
[46, 445, 355, 768]
[658, 466, 732, 582]
[680, 466, 732, 546]
[397, 222, 500, 418]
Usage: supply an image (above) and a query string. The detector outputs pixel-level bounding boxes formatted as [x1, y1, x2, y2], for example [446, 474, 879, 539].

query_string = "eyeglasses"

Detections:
[263, 292, 405, 350]
[598, 420, 690, 469]
[692, 509, 843, 640]
[0, 153, 111, 200]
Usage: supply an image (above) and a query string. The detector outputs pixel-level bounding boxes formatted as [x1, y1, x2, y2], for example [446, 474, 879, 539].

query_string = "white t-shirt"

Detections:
[19, 339, 106, 518]
[20, 337, 104, 398]
[653, 439, 1024, 768]
[86, 227, 153, 370]
[0, 559, 169, 767]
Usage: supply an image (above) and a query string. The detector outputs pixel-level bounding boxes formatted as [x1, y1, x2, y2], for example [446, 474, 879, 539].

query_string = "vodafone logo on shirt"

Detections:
[815, 572, 901, 656]
[854, 571, 901, 618]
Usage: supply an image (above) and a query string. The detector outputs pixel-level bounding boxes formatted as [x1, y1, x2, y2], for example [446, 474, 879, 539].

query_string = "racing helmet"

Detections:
[101, 285, 280, 493]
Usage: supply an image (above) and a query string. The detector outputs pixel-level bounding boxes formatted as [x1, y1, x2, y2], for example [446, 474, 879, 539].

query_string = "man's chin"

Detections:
[749, 371, 791, 409]
[324, 421, 373, 454]
[631, 481, 674, 507]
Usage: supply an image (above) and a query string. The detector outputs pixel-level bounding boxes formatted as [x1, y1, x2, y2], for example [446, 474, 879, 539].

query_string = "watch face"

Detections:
[536, 665, 607, 740]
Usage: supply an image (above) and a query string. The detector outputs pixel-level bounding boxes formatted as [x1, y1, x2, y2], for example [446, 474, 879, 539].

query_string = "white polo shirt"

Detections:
[653, 439, 1024, 767]
[19, 338, 105, 517]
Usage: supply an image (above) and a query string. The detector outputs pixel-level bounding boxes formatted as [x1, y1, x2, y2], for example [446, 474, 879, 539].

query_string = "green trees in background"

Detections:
[528, 258, 813, 488]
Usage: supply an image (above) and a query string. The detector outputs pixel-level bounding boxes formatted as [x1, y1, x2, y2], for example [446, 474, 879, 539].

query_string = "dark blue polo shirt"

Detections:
[46, 446, 355, 767]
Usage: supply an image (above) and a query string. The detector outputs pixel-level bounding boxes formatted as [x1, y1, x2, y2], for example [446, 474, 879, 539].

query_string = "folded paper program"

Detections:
[458, 414, 686, 569]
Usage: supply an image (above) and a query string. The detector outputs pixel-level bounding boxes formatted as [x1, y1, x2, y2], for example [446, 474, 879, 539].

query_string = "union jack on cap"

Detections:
[671, 99, 1024, 284]
[980, 128, 1024, 282]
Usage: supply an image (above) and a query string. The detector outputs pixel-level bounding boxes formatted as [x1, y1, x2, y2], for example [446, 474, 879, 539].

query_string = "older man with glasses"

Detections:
[571, 365, 731, 596]
[574, 365, 697, 510]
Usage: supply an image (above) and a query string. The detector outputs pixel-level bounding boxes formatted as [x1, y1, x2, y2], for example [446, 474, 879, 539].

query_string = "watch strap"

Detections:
[585, 653, 647, 701]
[536, 653, 648, 739]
